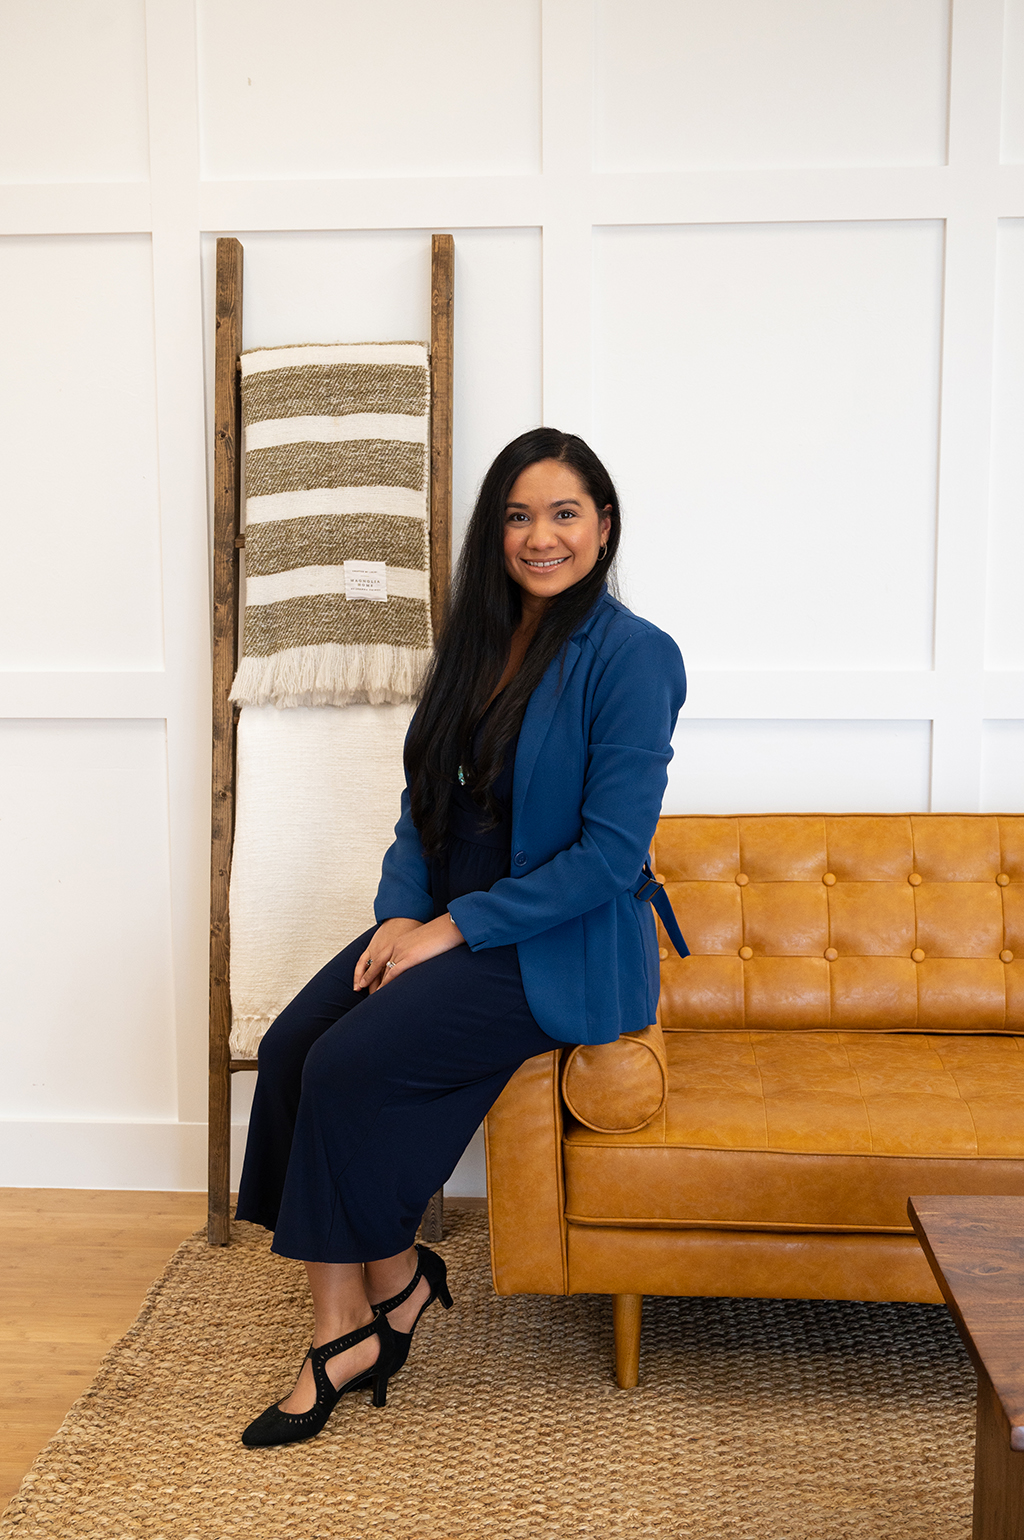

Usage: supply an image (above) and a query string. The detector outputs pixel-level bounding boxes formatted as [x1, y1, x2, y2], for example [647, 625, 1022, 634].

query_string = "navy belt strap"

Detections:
[635, 862, 690, 959]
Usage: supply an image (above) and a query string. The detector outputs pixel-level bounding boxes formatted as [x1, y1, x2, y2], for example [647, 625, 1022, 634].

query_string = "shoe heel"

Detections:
[437, 1279, 454, 1310]
[371, 1371, 388, 1408]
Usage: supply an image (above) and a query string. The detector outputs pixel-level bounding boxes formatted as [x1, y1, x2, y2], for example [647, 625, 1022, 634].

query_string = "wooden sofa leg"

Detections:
[613, 1293, 642, 1388]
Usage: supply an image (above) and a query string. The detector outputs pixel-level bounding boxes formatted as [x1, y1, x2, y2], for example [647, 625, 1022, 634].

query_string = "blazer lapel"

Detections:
[512, 637, 582, 828]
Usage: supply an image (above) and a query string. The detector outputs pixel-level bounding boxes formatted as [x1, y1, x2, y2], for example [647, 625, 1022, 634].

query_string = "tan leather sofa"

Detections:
[484, 814, 1024, 1386]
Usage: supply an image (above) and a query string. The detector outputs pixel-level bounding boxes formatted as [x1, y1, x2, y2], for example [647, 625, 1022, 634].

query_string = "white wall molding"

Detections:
[539, 0, 595, 432]
[191, 164, 1024, 233]
[2, 0, 1022, 1191]
[3, 164, 1023, 246]
[685, 672, 944, 720]
[0, 673, 169, 718]
[928, 0, 1005, 808]
[0, 1117, 485, 1199]
[1, 668, 1019, 726]
[0, 1119, 215, 1193]
[144, 0, 214, 1127]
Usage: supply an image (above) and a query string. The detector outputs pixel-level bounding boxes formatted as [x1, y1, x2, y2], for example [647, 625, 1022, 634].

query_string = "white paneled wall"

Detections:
[0, 0, 150, 183]
[595, 219, 943, 672]
[0, 720, 176, 1117]
[665, 720, 934, 817]
[988, 218, 1024, 667]
[594, 0, 952, 171]
[1003, 0, 1024, 160]
[982, 718, 1024, 807]
[0, 234, 164, 669]
[196, 0, 542, 180]
[1, 0, 1022, 1193]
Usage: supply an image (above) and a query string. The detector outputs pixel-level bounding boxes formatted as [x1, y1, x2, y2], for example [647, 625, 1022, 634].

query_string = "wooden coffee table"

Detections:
[909, 1196, 1024, 1540]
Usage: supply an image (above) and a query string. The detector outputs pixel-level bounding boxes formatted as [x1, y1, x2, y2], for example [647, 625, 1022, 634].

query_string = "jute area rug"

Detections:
[2, 1210, 975, 1540]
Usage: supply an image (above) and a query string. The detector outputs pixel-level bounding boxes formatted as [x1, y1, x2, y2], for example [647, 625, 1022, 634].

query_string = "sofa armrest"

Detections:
[560, 1019, 668, 1133]
[484, 1050, 568, 1295]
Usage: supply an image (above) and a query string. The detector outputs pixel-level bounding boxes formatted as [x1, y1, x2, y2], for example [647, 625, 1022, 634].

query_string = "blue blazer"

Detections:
[374, 591, 687, 1045]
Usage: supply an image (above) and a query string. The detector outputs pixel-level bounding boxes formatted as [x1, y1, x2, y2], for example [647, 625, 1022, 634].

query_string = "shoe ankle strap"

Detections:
[371, 1247, 425, 1316]
[308, 1315, 383, 1402]
[309, 1314, 379, 1370]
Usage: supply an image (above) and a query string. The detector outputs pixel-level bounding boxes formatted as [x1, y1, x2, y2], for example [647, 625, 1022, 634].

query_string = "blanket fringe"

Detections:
[229, 1014, 277, 1059]
[230, 643, 430, 708]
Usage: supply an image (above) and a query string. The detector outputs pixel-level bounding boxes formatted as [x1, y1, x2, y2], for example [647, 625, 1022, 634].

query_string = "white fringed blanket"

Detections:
[230, 343, 431, 709]
[228, 702, 414, 1058]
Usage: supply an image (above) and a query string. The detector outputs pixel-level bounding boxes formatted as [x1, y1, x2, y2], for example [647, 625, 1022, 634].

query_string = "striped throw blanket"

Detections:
[230, 343, 432, 708]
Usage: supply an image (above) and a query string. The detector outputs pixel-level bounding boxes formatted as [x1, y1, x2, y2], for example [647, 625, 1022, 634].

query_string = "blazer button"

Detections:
[513, 851, 527, 867]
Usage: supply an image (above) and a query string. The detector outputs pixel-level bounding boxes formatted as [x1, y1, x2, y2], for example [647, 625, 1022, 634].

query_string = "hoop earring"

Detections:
[597, 543, 608, 562]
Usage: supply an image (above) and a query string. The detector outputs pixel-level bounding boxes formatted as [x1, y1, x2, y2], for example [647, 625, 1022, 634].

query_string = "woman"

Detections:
[236, 427, 686, 1447]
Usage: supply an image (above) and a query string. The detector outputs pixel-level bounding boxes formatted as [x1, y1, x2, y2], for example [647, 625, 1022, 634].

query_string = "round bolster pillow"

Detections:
[560, 1022, 668, 1133]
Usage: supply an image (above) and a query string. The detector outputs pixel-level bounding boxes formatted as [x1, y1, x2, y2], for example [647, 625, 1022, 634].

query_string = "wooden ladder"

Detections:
[207, 234, 455, 1246]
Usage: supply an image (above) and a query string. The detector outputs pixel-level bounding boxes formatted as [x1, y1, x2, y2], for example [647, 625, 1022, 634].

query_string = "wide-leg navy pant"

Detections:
[235, 926, 566, 1263]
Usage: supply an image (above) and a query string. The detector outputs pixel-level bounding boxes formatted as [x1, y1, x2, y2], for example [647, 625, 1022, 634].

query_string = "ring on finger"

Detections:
[385, 960, 396, 970]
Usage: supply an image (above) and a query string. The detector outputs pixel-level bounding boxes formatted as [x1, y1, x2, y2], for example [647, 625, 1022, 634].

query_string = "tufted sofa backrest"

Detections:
[650, 814, 1024, 1034]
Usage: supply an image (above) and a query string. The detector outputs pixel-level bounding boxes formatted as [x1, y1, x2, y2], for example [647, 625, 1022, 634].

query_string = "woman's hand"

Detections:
[376, 912, 466, 988]
[353, 918, 424, 993]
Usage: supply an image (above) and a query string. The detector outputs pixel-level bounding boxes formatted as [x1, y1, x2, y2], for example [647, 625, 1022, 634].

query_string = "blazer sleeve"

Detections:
[447, 627, 685, 950]
[373, 784, 436, 925]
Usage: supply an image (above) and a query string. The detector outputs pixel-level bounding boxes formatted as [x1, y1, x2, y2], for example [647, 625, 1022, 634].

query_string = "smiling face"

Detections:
[503, 458, 612, 614]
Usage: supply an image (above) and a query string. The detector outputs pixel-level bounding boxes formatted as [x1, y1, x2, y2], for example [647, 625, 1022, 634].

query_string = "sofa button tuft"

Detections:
[513, 851, 527, 867]
[912, 948, 925, 962]
[908, 873, 923, 886]
[735, 873, 749, 886]
[1001, 950, 1014, 963]
[997, 873, 1011, 887]
[739, 945, 753, 960]
[824, 947, 838, 961]
[822, 873, 836, 886]
[658, 947, 669, 961]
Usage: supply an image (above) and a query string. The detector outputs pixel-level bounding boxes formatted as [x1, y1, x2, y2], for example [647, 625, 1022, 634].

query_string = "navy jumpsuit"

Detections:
[235, 714, 569, 1263]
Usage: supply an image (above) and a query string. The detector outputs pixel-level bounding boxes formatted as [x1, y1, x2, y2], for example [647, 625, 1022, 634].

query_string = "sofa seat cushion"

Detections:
[562, 1031, 1024, 1234]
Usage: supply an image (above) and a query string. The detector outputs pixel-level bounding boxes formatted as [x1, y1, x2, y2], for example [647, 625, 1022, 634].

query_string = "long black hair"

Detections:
[405, 427, 621, 858]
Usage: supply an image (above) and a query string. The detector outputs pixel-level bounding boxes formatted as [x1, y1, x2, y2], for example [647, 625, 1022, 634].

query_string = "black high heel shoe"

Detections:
[241, 1310, 399, 1448]
[372, 1243, 454, 1376]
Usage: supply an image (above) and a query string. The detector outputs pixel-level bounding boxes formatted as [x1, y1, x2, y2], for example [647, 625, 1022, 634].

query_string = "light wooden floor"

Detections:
[0, 1188, 208, 1513]
[0, 1189, 485, 1514]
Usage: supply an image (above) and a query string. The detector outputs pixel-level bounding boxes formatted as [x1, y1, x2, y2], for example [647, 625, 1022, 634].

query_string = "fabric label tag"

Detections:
[343, 560, 388, 602]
